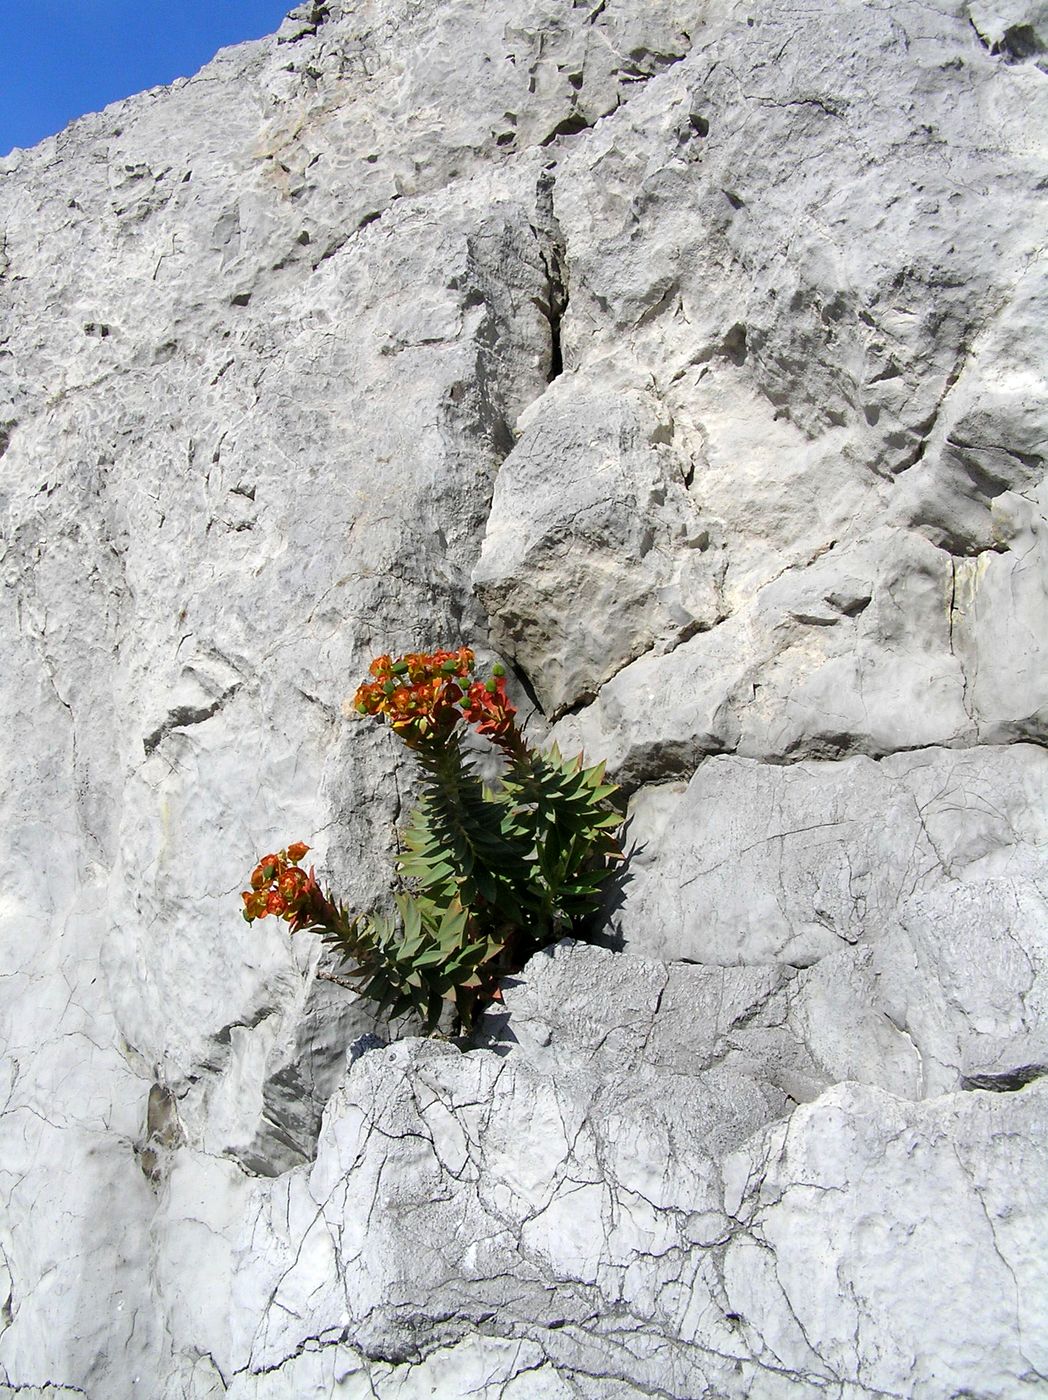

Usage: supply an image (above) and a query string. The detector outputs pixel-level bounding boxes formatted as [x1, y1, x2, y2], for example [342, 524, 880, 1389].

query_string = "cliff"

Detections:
[0, 1, 1046, 1395]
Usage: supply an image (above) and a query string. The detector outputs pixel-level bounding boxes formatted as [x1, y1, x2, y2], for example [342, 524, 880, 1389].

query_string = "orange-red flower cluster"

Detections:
[241, 843, 332, 931]
[352, 647, 477, 748]
[462, 673, 519, 753]
[351, 647, 523, 754]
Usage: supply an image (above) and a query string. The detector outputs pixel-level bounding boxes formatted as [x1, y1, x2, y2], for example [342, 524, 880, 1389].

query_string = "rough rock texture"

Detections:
[1, 0, 1046, 1396]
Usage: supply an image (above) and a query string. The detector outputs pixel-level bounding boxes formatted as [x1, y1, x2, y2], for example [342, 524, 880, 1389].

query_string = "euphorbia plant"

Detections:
[240, 648, 622, 1031]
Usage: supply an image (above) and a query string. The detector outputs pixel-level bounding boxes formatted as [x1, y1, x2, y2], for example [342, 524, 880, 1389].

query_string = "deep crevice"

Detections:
[540, 111, 595, 145]
[969, 16, 1045, 61]
[961, 1065, 1047, 1093]
[277, 2, 332, 43]
[893, 345, 968, 475]
[970, 17, 991, 51]
[506, 655, 545, 721]
[142, 684, 241, 755]
[567, 729, 1048, 800]
[534, 165, 569, 383]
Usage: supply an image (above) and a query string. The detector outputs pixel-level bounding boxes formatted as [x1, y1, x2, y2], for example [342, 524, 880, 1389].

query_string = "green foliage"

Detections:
[328, 736, 623, 1032]
[503, 743, 623, 938]
[241, 648, 623, 1033]
[313, 891, 501, 1031]
[399, 740, 532, 913]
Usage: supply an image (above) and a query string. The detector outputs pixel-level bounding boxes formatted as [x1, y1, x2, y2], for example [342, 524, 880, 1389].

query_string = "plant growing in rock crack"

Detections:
[240, 647, 623, 1031]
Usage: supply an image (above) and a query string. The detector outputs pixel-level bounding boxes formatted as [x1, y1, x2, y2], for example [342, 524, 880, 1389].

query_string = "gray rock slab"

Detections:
[614, 746, 1048, 1095]
[474, 383, 722, 714]
[614, 744, 1048, 962]
[146, 944, 1048, 1400]
[551, 513, 1047, 783]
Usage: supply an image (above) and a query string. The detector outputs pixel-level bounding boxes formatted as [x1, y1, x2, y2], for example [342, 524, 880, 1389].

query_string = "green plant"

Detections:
[240, 647, 622, 1031]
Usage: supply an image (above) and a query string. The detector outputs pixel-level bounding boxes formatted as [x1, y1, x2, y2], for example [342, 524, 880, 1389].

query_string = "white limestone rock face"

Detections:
[474, 384, 722, 713]
[1, 0, 1046, 1396]
[146, 946, 1048, 1399]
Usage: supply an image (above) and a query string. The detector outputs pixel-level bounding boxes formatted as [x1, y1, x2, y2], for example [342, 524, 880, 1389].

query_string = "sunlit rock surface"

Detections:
[1, 0, 1046, 1395]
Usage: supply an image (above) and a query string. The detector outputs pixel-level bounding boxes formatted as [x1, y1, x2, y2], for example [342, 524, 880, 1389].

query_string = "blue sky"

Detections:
[1, 1, 294, 157]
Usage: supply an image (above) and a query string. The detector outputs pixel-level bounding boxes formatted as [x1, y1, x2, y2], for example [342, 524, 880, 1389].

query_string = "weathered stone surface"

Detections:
[614, 746, 1048, 1099]
[145, 945, 1048, 1398]
[475, 384, 722, 714]
[1, 0, 1046, 1395]
[551, 507, 1048, 782]
[615, 743, 1048, 960]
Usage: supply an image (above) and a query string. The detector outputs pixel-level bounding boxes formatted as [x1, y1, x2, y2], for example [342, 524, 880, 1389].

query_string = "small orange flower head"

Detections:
[241, 842, 334, 932]
[462, 673, 519, 751]
[351, 647, 476, 749]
